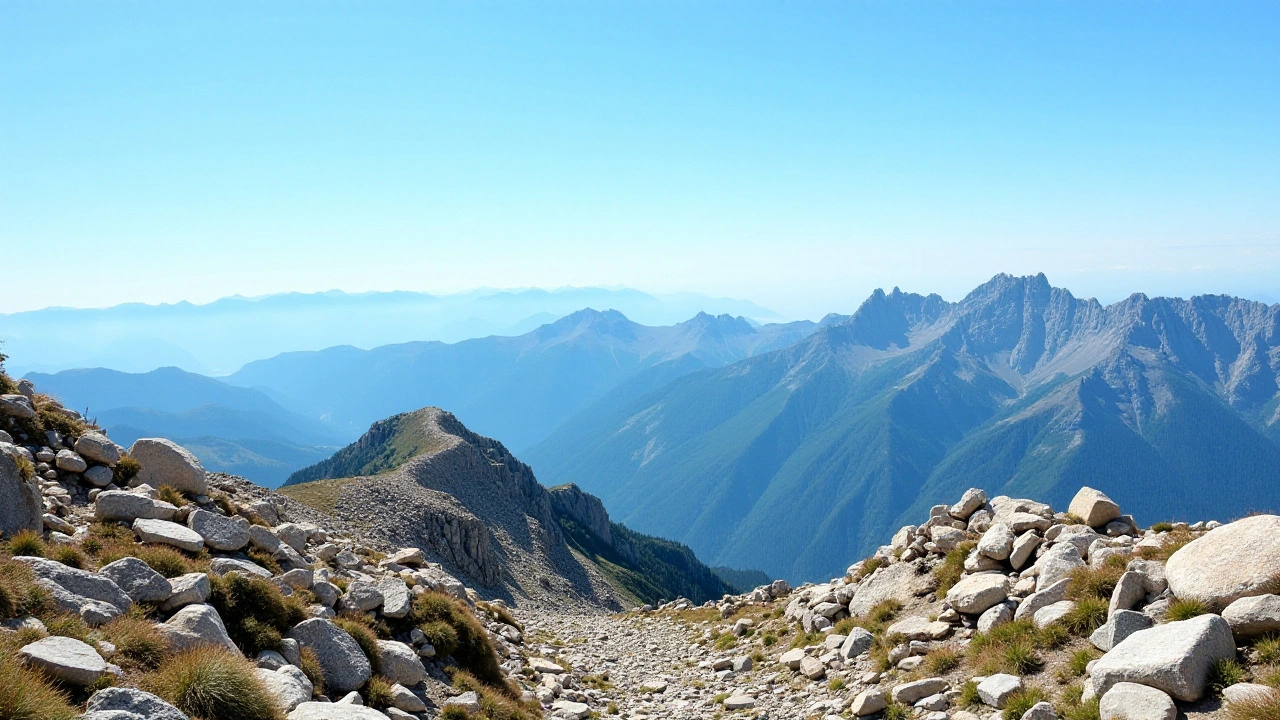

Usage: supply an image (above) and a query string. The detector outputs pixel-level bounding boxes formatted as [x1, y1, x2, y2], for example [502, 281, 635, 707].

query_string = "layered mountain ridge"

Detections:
[528, 274, 1280, 582]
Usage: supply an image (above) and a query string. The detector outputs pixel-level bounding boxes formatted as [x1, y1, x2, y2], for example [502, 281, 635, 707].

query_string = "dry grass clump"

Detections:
[156, 485, 190, 508]
[364, 675, 395, 709]
[6, 530, 45, 558]
[967, 620, 1049, 675]
[0, 557, 50, 620]
[1058, 597, 1108, 636]
[145, 646, 282, 720]
[298, 647, 325, 697]
[450, 670, 539, 720]
[924, 647, 962, 674]
[852, 556, 885, 582]
[1002, 687, 1049, 720]
[1166, 598, 1209, 621]
[477, 600, 523, 632]
[102, 614, 169, 670]
[14, 455, 35, 482]
[334, 616, 383, 674]
[114, 454, 141, 485]
[208, 572, 307, 656]
[398, 590, 507, 690]
[1136, 529, 1194, 561]
[0, 647, 79, 720]
[934, 542, 977, 599]
[1226, 691, 1280, 720]
[51, 545, 86, 569]
[1066, 556, 1128, 601]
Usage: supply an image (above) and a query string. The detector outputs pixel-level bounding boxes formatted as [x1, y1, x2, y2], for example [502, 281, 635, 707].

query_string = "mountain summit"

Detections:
[527, 274, 1280, 581]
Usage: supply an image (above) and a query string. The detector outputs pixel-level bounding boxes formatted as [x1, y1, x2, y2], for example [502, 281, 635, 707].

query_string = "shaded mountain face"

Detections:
[229, 309, 835, 451]
[281, 407, 731, 607]
[526, 274, 1280, 582]
[26, 367, 343, 487]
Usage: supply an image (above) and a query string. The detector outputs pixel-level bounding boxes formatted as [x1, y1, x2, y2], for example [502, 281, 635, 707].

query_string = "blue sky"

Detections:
[2, 1, 1278, 318]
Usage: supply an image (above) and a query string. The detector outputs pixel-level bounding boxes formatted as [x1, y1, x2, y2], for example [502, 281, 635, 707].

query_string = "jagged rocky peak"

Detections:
[548, 483, 613, 546]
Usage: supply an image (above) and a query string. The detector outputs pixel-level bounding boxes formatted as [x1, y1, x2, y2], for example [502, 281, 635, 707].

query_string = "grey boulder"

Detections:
[158, 603, 237, 653]
[0, 450, 42, 536]
[187, 508, 250, 552]
[95, 490, 177, 522]
[1223, 594, 1280, 637]
[1090, 609, 1153, 652]
[134, 518, 205, 552]
[75, 432, 122, 466]
[130, 438, 208, 495]
[99, 557, 172, 603]
[1165, 514, 1280, 609]
[1089, 614, 1236, 701]
[1099, 682, 1176, 720]
[86, 687, 189, 720]
[946, 572, 1009, 614]
[1068, 487, 1121, 528]
[286, 703, 387, 719]
[18, 635, 108, 685]
[377, 639, 428, 686]
[286, 618, 372, 694]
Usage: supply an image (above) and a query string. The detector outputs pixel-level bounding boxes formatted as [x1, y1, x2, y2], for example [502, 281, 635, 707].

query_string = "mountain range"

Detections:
[526, 273, 1280, 581]
[0, 287, 782, 377]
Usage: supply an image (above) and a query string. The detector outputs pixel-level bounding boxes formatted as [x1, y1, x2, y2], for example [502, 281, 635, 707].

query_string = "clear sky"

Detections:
[2, 1, 1278, 318]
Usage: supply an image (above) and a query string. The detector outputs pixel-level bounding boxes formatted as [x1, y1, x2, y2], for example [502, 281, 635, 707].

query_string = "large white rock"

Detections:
[1033, 600, 1076, 629]
[1089, 614, 1236, 701]
[134, 518, 205, 553]
[1099, 682, 1177, 720]
[851, 688, 888, 716]
[1166, 515, 1280, 609]
[977, 674, 1022, 708]
[0, 450, 43, 536]
[1036, 543, 1085, 591]
[95, 490, 177, 522]
[75, 432, 121, 466]
[16, 556, 132, 622]
[1090, 609, 1153, 652]
[946, 572, 1009, 614]
[1222, 594, 1280, 637]
[978, 523, 1015, 561]
[886, 616, 951, 640]
[158, 603, 238, 653]
[1222, 683, 1278, 705]
[130, 438, 208, 495]
[18, 635, 108, 685]
[840, 627, 874, 658]
[931, 526, 968, 552]
[376, 640, 427, 686]
[187, 509, 250, 552]
[848, 560, 935, 616]
[160, 572, 212, 612]
[1068, 487, 1122, 528]
[286, 703, 388, 719]
[256, 667, 312, 713]
[951, 488, 989, 520]
[85, 687, 188, 720]
[99, 557, 172, 603]
[892, 678, 949, 704]
[55, 449, 88, 473]
[287, 619, 372, 694]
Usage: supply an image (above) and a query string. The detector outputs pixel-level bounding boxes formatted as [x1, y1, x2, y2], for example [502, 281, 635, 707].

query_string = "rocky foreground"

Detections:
[6, 375, 1280, 720]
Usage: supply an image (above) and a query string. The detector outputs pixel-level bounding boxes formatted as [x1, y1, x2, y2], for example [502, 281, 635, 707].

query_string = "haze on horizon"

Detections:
[3, 1, 1278, 318]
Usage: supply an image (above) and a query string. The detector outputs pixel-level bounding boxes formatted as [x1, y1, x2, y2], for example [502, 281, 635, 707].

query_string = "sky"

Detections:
[2, 1, 1278, 319]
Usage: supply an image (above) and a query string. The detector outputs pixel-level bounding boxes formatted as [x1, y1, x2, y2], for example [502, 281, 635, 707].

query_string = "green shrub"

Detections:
[440, 707, 472, 720]
[884, 701, 911, 720]
[405, 591, 506, 689]
[761, 632, 778, 647]
[1061, 694, 1101, 720]
[1066, 559, 1127, 602]
[1210, 658, 1248, 695]
[364, 676, 395, 708]
[1002, 687, 1049, 720]
[298, 647, 325, 697]
[934, 542, 976, 599]
[418, 619, 460, 658]
[968, 621, 1044, 675]
[0, 559, 49, 619]
[1255, 634, 1280, 664]
[852, 556, 885, 582]
[102, 614, 169, 670]
[714, 633, 737, 650]
[146, 646, 282, 720]
[1059, 598, 1108, 636]
[51, 545, 86, 569]
[14, 455, 35, 482]
[7, 530, 45, 558]
[208, 573, 307, 655]
[335, 617, 383, 674]
[246, 547, 283, 575]
[958, 681, 981, 707]
[1056, 648, 1096, 683]
[1150, 522, 1174, 532]
[45, 613, 91, 642]
[156, 485, 189, 508]
[0, 649, 79, 720]
[114, 455, 141, 484]
[1166, 598, 1209, 621]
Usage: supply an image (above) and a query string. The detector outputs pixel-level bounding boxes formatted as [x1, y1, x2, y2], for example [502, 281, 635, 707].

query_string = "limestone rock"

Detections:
[160, 573, 212, 612]
[1222, 683, 1278, 705]
[16, 556, 132, 616]
[134, 518, 205, 552]
[55, 449, 88, 473]
[84, 465, 116, 487]
[848, 560, 934, 616]
[18, 635, 107, 685]
[287, 618, 372, 694]
[256, 667, 311, 713]
[1165, 514, 1280, 609]
[1034, 600, 1076, 629]
[1099, 682, 1177, 720]
[977, 674, 1023, 708]
[946, 573, 1009, 614]
[0, 450, 42, 536]
[852, 688, 888, 716]
[75, 433, 121, 466]
[1036, 543, 1085, 591]
[886, 616, 952, 640]
[840, 627, 874, 658]
[1069, 487, 1122, 528]
[209, 557, 274, 579]
[99, 557, 172, 603]
[130, 438, 208, 495]
[1090, 614, 1236, 701]
[978, 603, 1013, 632]
[1109, 572, 1147, 616]
[85, 687, 189, 720]
[187, 509, 250, 552]
[159, 604, 237, 653]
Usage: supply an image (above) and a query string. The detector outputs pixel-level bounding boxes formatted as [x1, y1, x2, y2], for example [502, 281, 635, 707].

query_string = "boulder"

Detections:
[1069, 487, 1122, 528]
[287, 619, 372, 694]
[1022, 702, 1058, 720]
[99, 557, 172, 603]
[75, 433, 121, 466]
[18, 635, 107, 685]
[387, 682, 427, 712]
[286, 704, 388, 719]
[840, 627, 874, 658]
[848, 560, 935, 616]
[1126, 559, 1168, 596]
[723, 695, 756, 710]
[160, 573, 212, 612]
[0, 451, 42, 536]
[885, 616, 951, 640]
[1089, 614, 1236, 701]
[84, 465, 115, 487]
[1165, 514, 1280, 609]
[1222, 683, 1278, 704]
[273, 523, 309, 553]
[978, 523, 1015, 561]
[446, 691, 482, 711]
[130, 438, 208, 495]
[256, 667, 312, 713]
[1090, 609, 1153, 652]
[892, 678, 949, 704]
[16, 556, 132, 616]
[551, 700, 591, 719]
[779, 648, 806, 668]
[209, 557, 274, 579]
[851, 688, 889, 716]
[1034, 600, 1076, 629]
[85, 688, 189, 720]
[376, 640, 427, 686]
[950, 488, 989, 520]
[158, 604, 237, 652]
[977, 674, 1023, 708]
[1036, 543, 1085, 591]
[1109, 572, 1147, 616]
[134, 518, 205, 552]
[946, 573, 1009, 614]
[55, 449, 88, 473]
[1223, 594, 1280, 637]
[1099, 682, 1177, 720]
[800, 655, 825, 679]
[978, 602, 1013, 632]
[95, 490, 177, 522]
[338, 581, 383, 613]
[187, 509, 250, 552]
[931, 526, 968, 552]
[0, 394, 36, 419]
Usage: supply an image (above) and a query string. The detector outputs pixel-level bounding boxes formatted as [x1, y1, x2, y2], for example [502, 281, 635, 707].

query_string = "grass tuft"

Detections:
[1002, 687, 1049, 720]
[298, 647, 325, 697]
[934, 541, 977, 599]
[7, 530, 45, 558]
[145, 646, 282, 720]
[335, 616, 383, 674]
[1209, 658, 1248, 695]
[0, 645, 79, 720]
[1066, 558, 1127, 602]
[1166, 598, 1209, 621]
[925, 647, 962, 675]
[102, 614, 169, 670]
[208, 573, 307, 656]
[1059, 598, 1108, 636]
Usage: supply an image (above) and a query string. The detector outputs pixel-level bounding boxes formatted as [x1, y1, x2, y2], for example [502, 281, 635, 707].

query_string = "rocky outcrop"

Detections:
[0, 446, 42, 536]
[548, 483, 613, 546]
